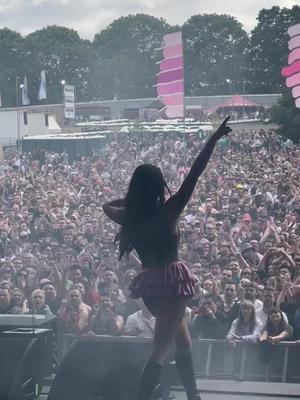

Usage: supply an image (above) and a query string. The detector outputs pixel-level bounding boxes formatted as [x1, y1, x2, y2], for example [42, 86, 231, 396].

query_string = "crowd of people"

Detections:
[0, 126, 299, 366]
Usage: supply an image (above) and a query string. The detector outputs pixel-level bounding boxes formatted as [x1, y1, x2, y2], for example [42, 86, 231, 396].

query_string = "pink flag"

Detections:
[159, 56, 183, 71]
[157, 81, 184, 96]
[157, 31, 184, 118]
[281, 23, 300, 108]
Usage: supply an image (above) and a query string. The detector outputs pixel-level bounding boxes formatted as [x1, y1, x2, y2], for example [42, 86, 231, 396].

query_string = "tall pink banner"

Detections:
[157, 31, 184, 118]
[281, 22, 300, 108]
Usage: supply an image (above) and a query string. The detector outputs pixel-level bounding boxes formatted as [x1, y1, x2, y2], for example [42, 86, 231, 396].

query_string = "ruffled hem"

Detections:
[129, 261, 198, 299]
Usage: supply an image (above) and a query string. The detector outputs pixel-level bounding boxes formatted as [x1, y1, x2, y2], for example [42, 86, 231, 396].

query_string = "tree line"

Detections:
[0, 6, 300, 107]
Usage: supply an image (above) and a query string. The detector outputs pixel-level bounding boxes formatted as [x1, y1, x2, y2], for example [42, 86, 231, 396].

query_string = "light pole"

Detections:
[15, 77, 24, 147]
[226, 79, 231, 96]
[15, 76, 19, 107]
[61, 79, 66, 102]
[226, 79, 235, 97]
[242, 80, 246, 132]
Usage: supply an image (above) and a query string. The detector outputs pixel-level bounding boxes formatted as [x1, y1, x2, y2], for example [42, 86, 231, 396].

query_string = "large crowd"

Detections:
[0, 126, 299, 365]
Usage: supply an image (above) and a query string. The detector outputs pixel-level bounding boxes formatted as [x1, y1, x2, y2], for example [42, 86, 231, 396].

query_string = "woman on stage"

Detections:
[103, 117, 231, 400]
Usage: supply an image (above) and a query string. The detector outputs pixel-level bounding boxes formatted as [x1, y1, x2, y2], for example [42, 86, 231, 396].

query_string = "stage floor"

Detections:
[38, 378, 300, 399]
[172, 394, 297, 400]
[171, 379, 300, 400]
[38, 393, 298, 400]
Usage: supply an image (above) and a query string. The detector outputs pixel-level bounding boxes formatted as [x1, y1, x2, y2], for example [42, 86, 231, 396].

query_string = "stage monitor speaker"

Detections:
[48, 339, 153, 400]
[0, 329, 53, 400]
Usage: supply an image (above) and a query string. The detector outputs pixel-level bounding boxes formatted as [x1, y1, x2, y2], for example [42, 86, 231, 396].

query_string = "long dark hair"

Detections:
[236, 300, 256, 335]
[115, 164, 171, 259]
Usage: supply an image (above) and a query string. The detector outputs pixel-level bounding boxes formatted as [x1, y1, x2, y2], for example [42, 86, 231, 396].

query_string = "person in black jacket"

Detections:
[192, 294, 229, 339]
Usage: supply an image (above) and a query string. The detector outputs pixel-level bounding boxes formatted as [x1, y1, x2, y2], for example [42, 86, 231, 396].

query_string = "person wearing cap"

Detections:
[215, 220, 223, 235]
[239, 242, 261, 269]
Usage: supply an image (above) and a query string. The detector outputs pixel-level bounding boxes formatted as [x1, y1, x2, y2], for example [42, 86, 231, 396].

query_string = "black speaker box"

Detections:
[0, 328, 53, 400]
[48, 339, 153, 400]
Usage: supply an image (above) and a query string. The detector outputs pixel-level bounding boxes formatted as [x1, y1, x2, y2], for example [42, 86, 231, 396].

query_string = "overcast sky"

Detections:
[0, 0, 297, 40]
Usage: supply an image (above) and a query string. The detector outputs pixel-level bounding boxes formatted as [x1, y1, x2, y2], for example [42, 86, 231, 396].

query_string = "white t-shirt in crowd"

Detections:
[253, 299, 263, 310]
[124, 310, 156, 338]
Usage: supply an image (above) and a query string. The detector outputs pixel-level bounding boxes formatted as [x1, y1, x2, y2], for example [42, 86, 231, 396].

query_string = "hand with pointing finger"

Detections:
[214, 116, 232, 140]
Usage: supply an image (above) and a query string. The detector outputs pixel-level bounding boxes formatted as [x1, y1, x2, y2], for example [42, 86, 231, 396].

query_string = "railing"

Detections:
[59, 335, 300, 384]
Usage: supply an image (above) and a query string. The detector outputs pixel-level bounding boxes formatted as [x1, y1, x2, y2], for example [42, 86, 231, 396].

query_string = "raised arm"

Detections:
[102, 199, 126, 225]
[166, 117, 232, 216]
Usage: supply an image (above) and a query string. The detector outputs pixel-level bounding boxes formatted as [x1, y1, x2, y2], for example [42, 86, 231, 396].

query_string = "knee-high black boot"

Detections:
[137, 360, 162, 400]
[175, 351, 202, 400]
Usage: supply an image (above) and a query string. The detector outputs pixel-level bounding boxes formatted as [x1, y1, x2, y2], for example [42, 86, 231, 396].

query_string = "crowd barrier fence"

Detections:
[58, 335, 300, 384]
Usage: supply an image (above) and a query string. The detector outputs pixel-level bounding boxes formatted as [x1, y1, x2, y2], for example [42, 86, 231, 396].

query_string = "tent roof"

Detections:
[206, 94, 259, 113]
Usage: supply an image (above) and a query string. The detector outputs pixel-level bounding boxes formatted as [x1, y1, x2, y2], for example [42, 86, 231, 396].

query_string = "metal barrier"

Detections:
[59, 335, 300, 383]
[185, 339, 300, 383]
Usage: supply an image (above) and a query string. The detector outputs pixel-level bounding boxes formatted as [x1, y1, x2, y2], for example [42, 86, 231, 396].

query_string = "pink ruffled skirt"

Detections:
[129, 261, 198, 299]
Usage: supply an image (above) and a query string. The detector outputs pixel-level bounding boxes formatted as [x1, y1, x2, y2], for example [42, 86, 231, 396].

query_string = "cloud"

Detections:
[0, 0, 296, 40]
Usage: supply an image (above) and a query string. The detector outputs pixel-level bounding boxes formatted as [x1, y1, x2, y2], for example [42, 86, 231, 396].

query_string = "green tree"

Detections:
[25, 26, 96, 104]
[247, 5, 300, 94]
[182, 14, 249, 96]
[270, 91, 300, 143]
[92, 14, 172, 99]
[0, 28, 26, 107]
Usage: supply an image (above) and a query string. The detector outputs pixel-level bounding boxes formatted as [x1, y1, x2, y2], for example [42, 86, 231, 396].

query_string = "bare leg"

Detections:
[150, 297, 187, 364]
[175, 318, 192, 354]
